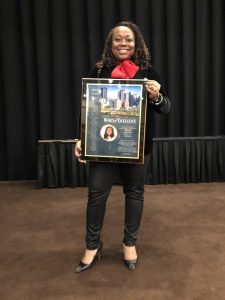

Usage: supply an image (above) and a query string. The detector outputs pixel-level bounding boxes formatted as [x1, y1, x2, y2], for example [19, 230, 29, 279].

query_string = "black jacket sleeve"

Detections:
[143, 66, 171, 114]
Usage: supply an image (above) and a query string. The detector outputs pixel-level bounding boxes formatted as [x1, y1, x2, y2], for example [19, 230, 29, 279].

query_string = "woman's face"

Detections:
[106, 127, 113, 136]
[111, 26, 135, 62]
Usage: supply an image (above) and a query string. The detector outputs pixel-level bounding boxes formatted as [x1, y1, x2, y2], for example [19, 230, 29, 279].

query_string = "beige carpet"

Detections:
[0, 181, 225, 300]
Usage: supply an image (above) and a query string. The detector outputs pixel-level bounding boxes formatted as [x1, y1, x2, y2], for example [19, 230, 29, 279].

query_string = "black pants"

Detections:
[86, 162, 145, 250]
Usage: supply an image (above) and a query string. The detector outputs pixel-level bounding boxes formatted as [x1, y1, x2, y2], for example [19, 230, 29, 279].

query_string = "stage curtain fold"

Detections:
[37, 137, 225, 188]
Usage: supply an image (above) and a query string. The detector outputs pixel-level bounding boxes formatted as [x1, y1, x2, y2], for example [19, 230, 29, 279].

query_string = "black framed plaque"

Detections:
[80, 78, 147, 163]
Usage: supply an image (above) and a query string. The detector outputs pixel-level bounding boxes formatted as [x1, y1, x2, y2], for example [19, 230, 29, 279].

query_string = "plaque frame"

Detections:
[80, 78, 147, 164]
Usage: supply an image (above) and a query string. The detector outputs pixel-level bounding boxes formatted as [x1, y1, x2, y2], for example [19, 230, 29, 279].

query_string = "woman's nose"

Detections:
[120, 39, 127, 45]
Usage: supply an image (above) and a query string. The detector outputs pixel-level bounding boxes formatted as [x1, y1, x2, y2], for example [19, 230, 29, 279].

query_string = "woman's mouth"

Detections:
[118, 49, 129, 54]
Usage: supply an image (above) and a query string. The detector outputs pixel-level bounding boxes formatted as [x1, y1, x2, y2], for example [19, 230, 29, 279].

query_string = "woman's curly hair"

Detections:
[96, 21, 151, 71]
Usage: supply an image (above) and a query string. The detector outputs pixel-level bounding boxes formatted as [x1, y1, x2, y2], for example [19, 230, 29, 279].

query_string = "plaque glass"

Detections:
[80, 78, 147, 163]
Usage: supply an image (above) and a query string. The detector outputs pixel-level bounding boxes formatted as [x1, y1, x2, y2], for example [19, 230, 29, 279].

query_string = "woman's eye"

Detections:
[113, 37, 134, 43]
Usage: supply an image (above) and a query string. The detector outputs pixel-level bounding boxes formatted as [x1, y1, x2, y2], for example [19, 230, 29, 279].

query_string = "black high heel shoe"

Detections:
[123, 244, 138, 271]
[75, 240, 103, 273]
[124, 258, 138, 270]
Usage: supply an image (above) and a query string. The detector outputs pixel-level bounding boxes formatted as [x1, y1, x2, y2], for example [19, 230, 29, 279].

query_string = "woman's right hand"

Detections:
[74, 140, 86, 163]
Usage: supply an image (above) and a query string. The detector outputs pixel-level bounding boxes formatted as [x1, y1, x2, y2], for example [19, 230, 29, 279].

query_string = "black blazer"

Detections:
[87, 66, 171, 154]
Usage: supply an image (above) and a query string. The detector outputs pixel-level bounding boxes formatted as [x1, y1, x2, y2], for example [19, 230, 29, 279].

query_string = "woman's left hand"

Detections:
[145, 79, 161, 102]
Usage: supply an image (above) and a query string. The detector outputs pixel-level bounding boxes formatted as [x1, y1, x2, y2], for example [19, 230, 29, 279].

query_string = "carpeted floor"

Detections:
[0, 181, 225, 300]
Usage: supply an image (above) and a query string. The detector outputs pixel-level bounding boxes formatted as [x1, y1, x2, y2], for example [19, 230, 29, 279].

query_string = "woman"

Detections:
[104, 126, 115, 141]
[75, 21, 171, 272]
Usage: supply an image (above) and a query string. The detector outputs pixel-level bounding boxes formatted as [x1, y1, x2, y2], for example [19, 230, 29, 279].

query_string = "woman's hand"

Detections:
[74, 140, 86, 164]
[144, 79, 161, 102]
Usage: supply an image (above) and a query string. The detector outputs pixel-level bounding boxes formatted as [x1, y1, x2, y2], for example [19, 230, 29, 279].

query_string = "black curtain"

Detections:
[36, 137, 225, 188]
[0, 0, 224, 180]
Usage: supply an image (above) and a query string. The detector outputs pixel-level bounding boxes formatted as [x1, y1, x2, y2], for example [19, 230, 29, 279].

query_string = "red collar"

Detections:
[111, 60, 139, 79]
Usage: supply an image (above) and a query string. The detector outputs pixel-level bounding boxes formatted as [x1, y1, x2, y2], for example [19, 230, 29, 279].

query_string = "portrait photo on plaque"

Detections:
[80, 78, 147, 163]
